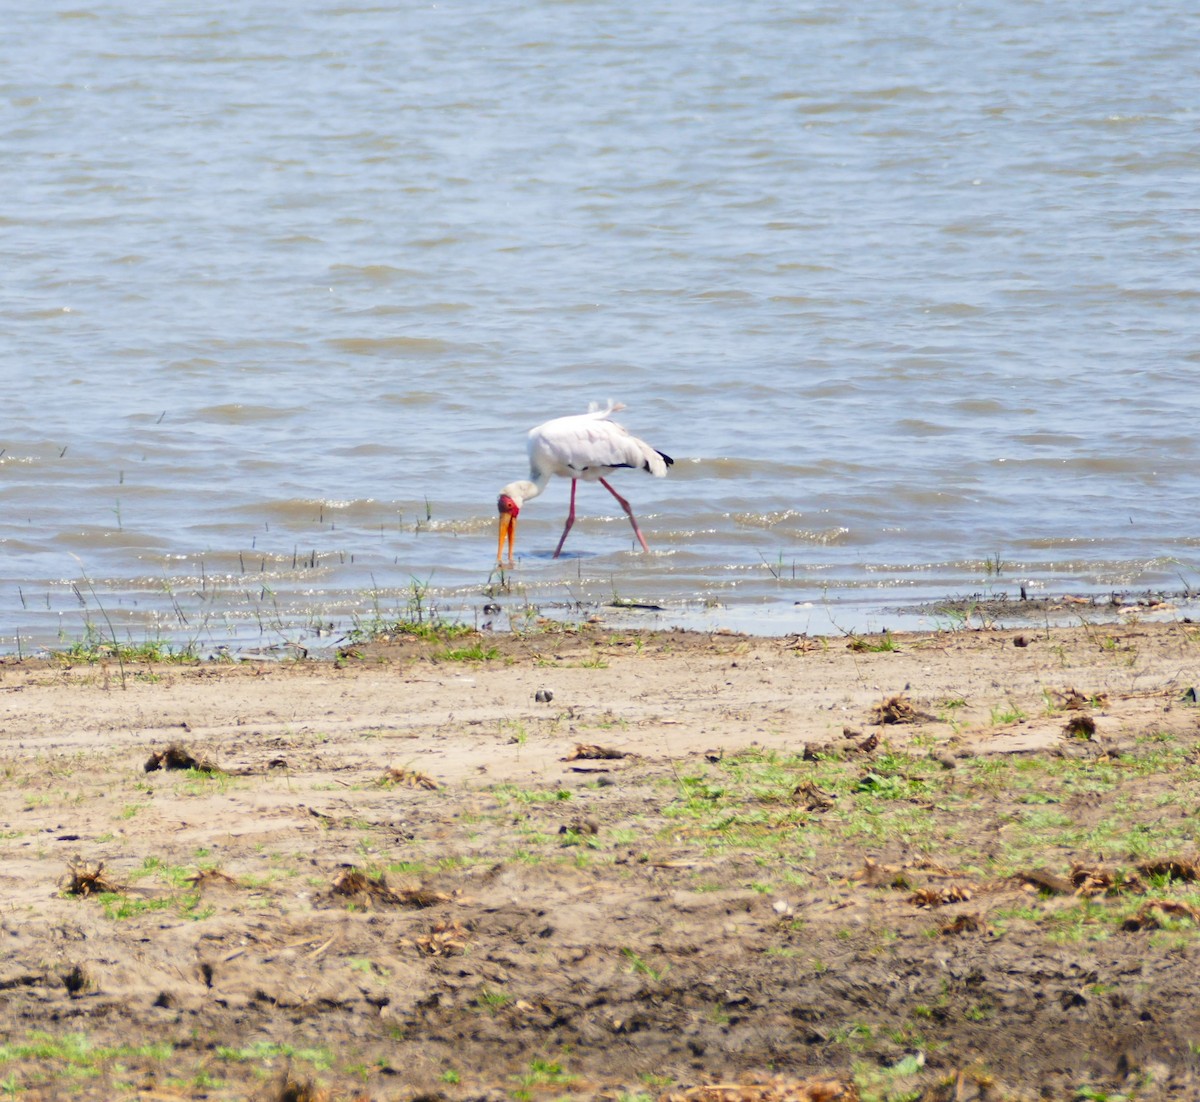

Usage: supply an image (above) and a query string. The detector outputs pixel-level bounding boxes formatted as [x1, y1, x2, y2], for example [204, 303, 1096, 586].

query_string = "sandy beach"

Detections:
[2, 618, 1199, 1100]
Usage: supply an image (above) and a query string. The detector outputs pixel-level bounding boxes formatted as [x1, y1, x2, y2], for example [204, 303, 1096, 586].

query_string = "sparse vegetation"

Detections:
[848, 630, 900, 653]
[52, 626, 200, 665]
[3, 622, 1199, 1101]
[439, 641, 500, 662]
[347, 575, 474, 645]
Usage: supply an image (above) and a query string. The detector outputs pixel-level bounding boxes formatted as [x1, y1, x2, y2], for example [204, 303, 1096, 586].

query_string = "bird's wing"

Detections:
[529, 414, 650, 478]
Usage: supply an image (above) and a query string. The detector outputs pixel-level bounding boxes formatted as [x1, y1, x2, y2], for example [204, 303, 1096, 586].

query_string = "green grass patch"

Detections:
[346, 576, 475, 645]
[52, 627, 199, 665]
[512, 1056, 577, 1099]
[0, 1031, 175, 1076]
[848, 631, 900, 653]
[215, 1040, 334, 1069]
[491, 783, 572, 805]
[475, 988, 511, 1015]
[439, 642, 500, 662]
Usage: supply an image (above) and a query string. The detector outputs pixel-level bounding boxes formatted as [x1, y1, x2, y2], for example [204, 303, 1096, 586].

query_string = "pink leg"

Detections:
[553, 479, 578, 558]
[600, 477, 650, 552]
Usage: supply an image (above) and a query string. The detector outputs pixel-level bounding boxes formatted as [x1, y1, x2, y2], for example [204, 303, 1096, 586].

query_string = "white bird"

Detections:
[497, 402, 673, 563]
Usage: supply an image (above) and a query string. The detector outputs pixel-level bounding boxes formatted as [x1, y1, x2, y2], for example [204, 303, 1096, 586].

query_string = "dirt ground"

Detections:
[1, 618, 1199, 1101]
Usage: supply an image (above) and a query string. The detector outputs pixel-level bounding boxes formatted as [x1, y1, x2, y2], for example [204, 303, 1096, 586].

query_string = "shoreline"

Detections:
[6, 582, 1198, 664]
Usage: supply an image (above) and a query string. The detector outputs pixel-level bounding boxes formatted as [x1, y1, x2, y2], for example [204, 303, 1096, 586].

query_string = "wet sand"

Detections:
[1, 620, 1199, 1100]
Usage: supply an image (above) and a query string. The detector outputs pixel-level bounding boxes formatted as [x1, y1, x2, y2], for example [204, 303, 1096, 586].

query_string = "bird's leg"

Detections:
[599, 477, 651, 552]
[553, 479, 578, 558]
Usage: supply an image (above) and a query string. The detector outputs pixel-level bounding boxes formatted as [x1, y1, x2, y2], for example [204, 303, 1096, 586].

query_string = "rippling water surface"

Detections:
[3, 2, 1198, 652]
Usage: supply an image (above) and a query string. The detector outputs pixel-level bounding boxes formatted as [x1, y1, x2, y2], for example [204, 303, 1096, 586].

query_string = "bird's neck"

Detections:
[499, 477, 547, 507]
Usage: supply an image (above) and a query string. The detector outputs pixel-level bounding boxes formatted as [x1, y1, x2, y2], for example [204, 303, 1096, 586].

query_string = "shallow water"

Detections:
[3, 2, 1198, 653]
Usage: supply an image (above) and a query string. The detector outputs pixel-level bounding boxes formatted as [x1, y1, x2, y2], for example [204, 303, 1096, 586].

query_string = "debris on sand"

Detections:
[61, 858, 118, 897]
[868, 695, 935, 725]
[940, 913, 987, 936]
[1015, 862, 1162, 898]
[1062, 714, 1096, 739]
[563, 742, 628, 761]
[781, 633, 821, 652]
[1122, 900, 1200, 931]
[803, 729, 878, 760]
[393, 886, 453, 908]
[909, 885, 972, 907]
[330, 868, 401, 907]
[271, 1075, 332, 1102]
[1070, 869, 1152, 902]
[1015, 868, 1076, 895]
[307, 806, 338, 827]
[1069, 863, 1112, 896]
[792, 780, 837, 811]
[408, 918, 470, 957]
[1052, 687, 1107, 710]
[1137, 858, 1200, 883]
[1069, 863, 1146, 898]
[848, 633, 898, 653]
[855, 859, 912, 890]
[854, 858, 960, 890]
[60, 962, 91, 996]
[144, 743, 220, 773]
[184, 868, 239, 891]
[379, 765, 439, 790]
[329, 867, 449, 910]
[662, 1077, 861, 1102]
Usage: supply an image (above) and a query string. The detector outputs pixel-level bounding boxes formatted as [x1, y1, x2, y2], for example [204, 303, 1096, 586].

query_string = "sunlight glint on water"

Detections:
[1, 2, 1198, 652]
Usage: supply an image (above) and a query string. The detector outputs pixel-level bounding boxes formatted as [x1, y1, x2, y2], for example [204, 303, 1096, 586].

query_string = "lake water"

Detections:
[3, 1, 1198, 654]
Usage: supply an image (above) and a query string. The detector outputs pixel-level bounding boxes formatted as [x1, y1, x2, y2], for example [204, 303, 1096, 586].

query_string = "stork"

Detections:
[496, 402, 673, 563]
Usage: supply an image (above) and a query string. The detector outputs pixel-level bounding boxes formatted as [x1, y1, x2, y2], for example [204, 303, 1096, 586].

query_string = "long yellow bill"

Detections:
[497, 512, 516, 563]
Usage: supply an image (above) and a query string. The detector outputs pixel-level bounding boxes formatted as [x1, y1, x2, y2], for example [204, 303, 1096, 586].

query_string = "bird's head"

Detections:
[496, 491, 521, 563]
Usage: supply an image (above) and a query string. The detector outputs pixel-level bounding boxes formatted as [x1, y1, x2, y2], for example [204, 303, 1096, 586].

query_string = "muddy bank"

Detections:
[1, 620, 1199, 1100]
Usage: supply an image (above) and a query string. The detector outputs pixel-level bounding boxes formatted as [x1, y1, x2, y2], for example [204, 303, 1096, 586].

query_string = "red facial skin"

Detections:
[497, 494, 520, 518]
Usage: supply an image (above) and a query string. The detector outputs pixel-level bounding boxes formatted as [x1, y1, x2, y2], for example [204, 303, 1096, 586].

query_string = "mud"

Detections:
[1, 621, 1199, 1100]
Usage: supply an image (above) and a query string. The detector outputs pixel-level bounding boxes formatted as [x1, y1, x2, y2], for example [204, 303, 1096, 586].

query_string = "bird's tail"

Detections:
[644, 448, 672, 477]
[588, 399, 626, 418]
